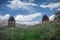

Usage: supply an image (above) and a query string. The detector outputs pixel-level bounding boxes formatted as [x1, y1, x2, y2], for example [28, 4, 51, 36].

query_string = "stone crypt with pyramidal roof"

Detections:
[8, 16, 15, 27]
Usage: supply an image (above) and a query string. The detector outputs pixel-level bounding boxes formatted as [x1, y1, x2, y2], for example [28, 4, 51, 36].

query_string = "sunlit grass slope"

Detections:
[0, 22, 60, 40]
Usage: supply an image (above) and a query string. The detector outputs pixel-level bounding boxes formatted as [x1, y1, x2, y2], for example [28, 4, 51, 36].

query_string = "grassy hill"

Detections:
[0, 22, 60, 40]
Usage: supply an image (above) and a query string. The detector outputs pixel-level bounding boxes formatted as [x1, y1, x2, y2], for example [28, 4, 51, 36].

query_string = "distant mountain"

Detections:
[0, 21, 31, 28]
[0, 21, 8, 27]
[0, 20, 41, 28]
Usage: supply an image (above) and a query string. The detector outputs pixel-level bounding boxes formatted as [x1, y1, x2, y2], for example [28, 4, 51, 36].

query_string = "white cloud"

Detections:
[40, 2, 60, 10]
[7, 0, 38, 9]
[0, 13, 42, 25]
[0, 14, 10, 21]
[49, 15, 55, 21]
[15, 12, 42, 22]
[15, 12, 42, 25]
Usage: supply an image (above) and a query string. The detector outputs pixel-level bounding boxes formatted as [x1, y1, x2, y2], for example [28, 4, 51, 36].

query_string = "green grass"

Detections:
[0, 22, 60, 40]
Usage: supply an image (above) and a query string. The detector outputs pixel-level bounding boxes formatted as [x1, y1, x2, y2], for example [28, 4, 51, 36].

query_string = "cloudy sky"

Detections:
[0, 0, 60, 25]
